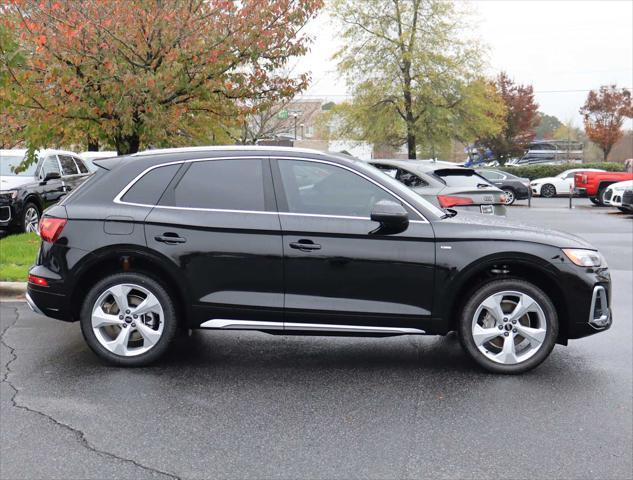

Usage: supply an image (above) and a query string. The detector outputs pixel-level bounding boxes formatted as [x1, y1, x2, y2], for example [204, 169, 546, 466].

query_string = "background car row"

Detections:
[0, 149, 116, 233]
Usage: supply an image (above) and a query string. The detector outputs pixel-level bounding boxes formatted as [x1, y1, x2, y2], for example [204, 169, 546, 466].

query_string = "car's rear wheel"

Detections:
[540, 184, 556, 198]
[22, 202, 40, 233]
[458, 279, 558, 374]
[80, 273, 178, 366]
[502, 188, 516, 205]
[589, 197, 600, 205]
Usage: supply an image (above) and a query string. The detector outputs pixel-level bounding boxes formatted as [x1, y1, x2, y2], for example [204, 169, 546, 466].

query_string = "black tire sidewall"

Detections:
[458, 278, 559, 374]
[80, 272, 177, 366]
[21, 202, 40, 233]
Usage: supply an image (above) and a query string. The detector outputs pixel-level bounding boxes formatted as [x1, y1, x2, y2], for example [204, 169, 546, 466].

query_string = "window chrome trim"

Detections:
[113, 155, 429, 222]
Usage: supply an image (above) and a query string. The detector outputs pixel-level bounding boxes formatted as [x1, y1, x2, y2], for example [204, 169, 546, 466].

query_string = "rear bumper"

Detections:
[26, 264, 73, 321]
[574, 187, 588, 197]
[455, 204, 506, 216]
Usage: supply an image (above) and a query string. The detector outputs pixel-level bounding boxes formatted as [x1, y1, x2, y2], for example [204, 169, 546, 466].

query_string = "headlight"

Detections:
[562, 248, 605, 267]
[0, 190, 18, 200]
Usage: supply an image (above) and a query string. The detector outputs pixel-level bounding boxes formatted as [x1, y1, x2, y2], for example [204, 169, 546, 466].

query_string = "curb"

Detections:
[0, 281, 27, 299]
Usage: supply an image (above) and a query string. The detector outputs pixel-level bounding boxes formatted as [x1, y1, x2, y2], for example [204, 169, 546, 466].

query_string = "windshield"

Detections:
[434, 170, 491, 188]
[355, 161, 445, 218]
[0, 154, 37, 176]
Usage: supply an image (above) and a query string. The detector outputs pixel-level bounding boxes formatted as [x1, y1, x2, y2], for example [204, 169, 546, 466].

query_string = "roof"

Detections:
[132, 145, 330, 157]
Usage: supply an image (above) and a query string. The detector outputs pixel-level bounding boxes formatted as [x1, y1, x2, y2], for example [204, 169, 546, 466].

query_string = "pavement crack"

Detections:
[0, 305, 182, 480]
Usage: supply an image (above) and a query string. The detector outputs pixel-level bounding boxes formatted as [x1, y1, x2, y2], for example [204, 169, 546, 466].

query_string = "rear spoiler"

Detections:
[92, 156, 122, 171]
[434, 168, 476, 176]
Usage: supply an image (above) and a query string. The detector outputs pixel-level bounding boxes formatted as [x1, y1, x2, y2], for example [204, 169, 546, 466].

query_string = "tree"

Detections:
[0, 0, 323, 157]
[479, 72, 539, 163]
[534, 113, 562, 139]
[580, 85, 633, 161]
[330, 0, 504, 159]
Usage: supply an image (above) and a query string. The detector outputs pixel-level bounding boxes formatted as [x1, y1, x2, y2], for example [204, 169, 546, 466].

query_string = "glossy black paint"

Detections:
[27, 148, 611, 344]
[477, 169, 530, 201]
[0, 154, 90, 231]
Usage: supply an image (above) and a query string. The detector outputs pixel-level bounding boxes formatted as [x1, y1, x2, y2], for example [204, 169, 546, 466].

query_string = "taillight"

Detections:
[39, 217, 67, 243]
[499, 195, 507, 204]
[437, 195, 474, 208]
[28, 274, 49, 287]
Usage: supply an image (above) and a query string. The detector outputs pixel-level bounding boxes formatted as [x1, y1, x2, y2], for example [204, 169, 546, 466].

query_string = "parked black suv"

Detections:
[26, 147, 612, 373]
[1, 149, 91, 232]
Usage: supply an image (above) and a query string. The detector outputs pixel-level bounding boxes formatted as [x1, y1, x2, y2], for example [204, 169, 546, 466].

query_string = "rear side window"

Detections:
[74, 157, 89, 174]
[58, 155, 79, 175]
[169, 159, 265, 211]
[121, 164, 180, 205]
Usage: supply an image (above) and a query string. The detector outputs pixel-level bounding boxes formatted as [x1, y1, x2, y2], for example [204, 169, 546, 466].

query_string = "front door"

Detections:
[144, 157, 284, 326]
[271, 158, 435, 331]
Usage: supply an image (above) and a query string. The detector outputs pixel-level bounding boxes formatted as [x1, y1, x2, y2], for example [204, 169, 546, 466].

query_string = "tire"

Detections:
[458, 278, 559, 374]
[502, 188, 516, 205]
[597, 187, 610, 206]
[540, 184, 556, 198]
[21, 202, 41, 233]
[80, 272, 178, 366]
[589, 197, 600, 205]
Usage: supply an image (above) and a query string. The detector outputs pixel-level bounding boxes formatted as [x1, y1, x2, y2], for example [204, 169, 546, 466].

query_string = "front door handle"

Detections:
[289, 240, 321, 251]
[155, 233, 186, 244]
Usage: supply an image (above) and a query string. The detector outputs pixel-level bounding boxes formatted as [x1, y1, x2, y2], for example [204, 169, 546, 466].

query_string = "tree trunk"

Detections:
[406, 128, 416, 160]
[87, 138, 99, 151]
[115, 133, 141, 155]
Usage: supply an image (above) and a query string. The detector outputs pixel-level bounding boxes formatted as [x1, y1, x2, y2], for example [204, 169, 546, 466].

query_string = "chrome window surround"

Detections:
[113, 156, 429, 223]
[588, 285, 610, 330]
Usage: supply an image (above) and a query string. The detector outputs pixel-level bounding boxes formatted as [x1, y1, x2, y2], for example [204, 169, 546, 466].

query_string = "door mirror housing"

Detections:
[42, 171, 61, 183]
[370, 200, 409, 235]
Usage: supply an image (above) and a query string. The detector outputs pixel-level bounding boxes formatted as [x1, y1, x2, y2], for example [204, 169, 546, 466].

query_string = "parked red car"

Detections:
[574, 170, 633, 205]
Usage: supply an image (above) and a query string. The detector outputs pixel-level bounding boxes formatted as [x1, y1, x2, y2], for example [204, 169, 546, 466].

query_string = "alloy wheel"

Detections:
[471, 290, 547, 365]
[24, 207, 40, 233]
[503, 190, 515, 205]
[541, 184, 556, 198]
[91, 283, 165, 357]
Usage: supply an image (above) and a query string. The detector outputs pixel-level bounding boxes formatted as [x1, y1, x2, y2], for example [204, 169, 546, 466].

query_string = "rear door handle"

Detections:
[155, 233, 186, 244]
[289, 240, 321, 251]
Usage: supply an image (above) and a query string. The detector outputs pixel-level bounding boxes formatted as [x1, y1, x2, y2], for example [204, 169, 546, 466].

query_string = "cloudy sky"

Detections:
[296, 0, 633, 128]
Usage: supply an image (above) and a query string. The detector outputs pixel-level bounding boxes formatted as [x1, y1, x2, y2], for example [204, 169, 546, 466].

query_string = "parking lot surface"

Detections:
[1, 197, 632, 480]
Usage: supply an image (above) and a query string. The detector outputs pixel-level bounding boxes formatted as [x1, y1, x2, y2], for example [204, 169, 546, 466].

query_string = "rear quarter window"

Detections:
[120, 164, 180, 205]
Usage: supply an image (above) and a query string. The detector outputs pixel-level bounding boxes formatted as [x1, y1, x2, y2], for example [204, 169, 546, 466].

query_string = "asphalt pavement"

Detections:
[1, 197, 632, 480]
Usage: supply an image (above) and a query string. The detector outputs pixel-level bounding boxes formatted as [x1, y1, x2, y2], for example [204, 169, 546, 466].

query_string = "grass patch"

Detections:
[0, 232, 40, 282]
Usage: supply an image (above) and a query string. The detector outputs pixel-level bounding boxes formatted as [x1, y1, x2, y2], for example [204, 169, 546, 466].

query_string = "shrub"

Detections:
[499, 162, 625, 180]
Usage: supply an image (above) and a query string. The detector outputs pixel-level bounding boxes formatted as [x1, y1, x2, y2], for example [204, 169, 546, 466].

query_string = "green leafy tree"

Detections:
[329, 0, 504, 159]
[1, 0, 323, 157]
[534, 113, 562, 139]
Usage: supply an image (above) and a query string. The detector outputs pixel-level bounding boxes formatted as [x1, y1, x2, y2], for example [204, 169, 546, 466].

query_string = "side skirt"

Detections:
[200, 319, 425, 335]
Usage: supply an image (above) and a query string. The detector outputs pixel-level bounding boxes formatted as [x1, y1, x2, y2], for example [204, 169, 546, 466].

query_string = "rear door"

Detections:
[143, 157, 284, 326]
[272, 158, 435, 331]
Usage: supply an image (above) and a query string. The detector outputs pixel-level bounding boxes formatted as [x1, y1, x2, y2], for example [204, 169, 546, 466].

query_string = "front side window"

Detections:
[39, 157, 61, 178]
[58, 155, 79, 176]
[169, 159, 265, 211]
[277, 160, 398, 218]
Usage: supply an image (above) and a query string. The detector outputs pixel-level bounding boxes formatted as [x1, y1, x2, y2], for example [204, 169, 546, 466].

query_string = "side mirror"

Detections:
[370, 200, 409, 235]
[42, 171, 61, 182]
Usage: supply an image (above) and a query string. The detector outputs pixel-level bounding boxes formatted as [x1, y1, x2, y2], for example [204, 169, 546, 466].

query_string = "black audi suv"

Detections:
[26, 147, 612, 373]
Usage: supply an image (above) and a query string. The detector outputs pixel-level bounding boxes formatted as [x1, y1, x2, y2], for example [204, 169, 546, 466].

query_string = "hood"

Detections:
[609, 180, 633, 191]
[530, 176, 557, 185]
[0, 175, 35, 190]
[434, 212, 594, 249]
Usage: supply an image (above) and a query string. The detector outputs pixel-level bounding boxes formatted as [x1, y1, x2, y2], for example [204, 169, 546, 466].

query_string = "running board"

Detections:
[200, 319, 424, 335]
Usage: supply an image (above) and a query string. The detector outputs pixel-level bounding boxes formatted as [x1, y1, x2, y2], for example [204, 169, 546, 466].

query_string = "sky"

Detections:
[295, 0, 633, 129]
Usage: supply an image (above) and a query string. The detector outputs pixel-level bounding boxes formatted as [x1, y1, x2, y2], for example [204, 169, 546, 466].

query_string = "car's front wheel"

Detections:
[540, 184, 556, 198]
[458, 279, 558, 374]
[22, 202, 40, 233]
[80, 272, 178, 366]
